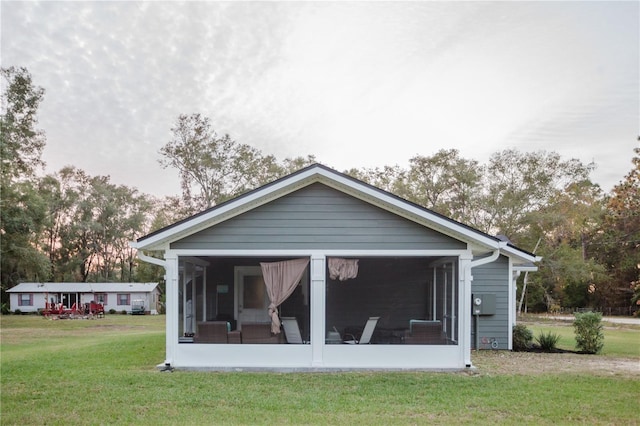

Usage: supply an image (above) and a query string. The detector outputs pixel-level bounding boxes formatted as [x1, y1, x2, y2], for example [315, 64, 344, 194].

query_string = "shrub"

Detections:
[13, 309, 22, 315]
[573, 311, 604, 354]
[121, 310, 127, 315]
[535, 331, 560, 351]
[512, 324, 533, 351]
[108, 309, 116, 315]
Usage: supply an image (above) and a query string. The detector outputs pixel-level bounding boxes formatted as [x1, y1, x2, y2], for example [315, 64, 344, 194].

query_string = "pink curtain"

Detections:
[328, 258, 359, 281]
[260, 258, 310, 334]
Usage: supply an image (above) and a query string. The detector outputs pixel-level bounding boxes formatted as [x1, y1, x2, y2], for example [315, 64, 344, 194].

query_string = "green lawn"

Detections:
[1, 315, 639, 425]
[524, 317, 640, 357]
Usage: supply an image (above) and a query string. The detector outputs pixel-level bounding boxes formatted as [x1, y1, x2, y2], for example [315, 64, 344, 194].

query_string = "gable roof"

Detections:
[133, 164, 540, 264]
[7, 282, 159, 293]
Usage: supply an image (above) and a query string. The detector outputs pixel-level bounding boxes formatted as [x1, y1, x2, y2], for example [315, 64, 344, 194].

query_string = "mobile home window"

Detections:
[18, 294, 33, 306]
[117, 294, 130, 306]
[95, 293, 107, 304]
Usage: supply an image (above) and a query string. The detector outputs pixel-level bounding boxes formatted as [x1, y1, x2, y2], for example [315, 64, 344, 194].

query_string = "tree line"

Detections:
[2, 67, 638, 314]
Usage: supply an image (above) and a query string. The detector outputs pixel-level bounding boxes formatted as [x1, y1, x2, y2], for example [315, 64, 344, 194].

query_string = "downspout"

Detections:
[468, 248, 502, 352]
[469, 249, 500, 269]
[137, 251, 167, 268]
[136, 251, 168, 321]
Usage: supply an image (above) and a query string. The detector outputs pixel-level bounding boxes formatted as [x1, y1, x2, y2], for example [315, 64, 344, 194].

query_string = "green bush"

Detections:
[535, 331, 560, 351]
[512, 324, 533, 351]
[13, 309, 22, 315]
[573, 312, 604, 354]
[121, 310, 127, 315]
[108, 309, 116, 314]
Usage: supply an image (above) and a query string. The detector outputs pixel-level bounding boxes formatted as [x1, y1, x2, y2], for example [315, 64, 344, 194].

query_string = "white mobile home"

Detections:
[7, 282, 161, 314]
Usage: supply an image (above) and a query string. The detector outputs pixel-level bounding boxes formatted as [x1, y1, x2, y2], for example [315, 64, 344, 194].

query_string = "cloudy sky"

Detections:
[2, 1, 638, 198]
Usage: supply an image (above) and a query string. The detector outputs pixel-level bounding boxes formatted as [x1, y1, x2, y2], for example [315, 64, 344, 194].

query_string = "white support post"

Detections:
[451, 262, 456, 343]
[459, 252, 473, 368]
[183, 263, 188, 335]
[310, 254, 326, 367]
[432, 268, 437, 321]
[164, 252, 178, 366]
[443, 267, 448, 334]
[202, 266, 207, 321]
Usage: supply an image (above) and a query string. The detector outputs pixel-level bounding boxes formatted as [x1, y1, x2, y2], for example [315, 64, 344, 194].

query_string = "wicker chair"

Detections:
[404, 320, 446, 344]
[241, 322, 283, 344]
[193, 321, 230, 343]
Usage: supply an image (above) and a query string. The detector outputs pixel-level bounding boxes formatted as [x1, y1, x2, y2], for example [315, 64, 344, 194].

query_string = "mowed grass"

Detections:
[1, 315, 639, 425]
[524, 317, 640, 357]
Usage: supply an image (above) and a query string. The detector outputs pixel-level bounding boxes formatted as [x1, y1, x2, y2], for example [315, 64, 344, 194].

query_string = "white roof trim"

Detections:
[7, 282, 159, 293]
[514, 265, 539, 272]
[501, 244, 542, 264]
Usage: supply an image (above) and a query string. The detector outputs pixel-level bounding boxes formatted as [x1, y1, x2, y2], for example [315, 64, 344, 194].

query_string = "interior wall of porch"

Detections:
[325, 257, 433, 332]
[203, 257, 311, 338]
[186, 255, 461, 346]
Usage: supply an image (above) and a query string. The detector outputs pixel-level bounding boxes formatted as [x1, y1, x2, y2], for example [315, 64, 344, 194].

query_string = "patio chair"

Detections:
[344, 316, 380, 344]
[241, 322, 283, 344]
[281, 317, 305, 344]
[404, 320, 446, 344]
[193, 321, 230, 343]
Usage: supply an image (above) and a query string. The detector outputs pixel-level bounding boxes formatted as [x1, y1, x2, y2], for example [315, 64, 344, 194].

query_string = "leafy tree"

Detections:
[401, 150, 482, 225]
[345, 164, 406, 194]
[0, 67, 51, 294]
[159, 114, 280, 214]
[590, 146, 640, 309]
[521, 177, 608, 310]
[1, 67, 46, 181]
[159, 114, 321, 218]
[528, 243, 605, 310]
[37, 170, 80, 279]
[38, 167, 155, 282]
[0, 181, 51, 286]
[479, 149, 594, 240]
[280, 155, 319, 175]
[345, 149, 483, 226]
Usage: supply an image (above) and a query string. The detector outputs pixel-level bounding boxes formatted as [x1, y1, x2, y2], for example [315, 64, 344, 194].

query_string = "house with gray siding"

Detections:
[131, 164, 539, 370]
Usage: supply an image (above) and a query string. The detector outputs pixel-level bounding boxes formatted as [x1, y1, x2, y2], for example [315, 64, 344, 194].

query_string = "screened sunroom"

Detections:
[176, 256, 459, 347]
[132, 164, 539, 370]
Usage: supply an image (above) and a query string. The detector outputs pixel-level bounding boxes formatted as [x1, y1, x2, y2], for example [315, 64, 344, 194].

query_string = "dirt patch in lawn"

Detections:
[472, 350, 640, 377]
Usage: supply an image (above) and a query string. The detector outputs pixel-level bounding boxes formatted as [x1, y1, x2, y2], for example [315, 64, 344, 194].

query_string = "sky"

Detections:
[2, 1, 638, 198]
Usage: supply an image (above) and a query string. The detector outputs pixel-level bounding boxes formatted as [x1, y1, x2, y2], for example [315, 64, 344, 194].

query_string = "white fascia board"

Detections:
[168, 249, 470, 258]
[513, 265, 539, 272]
[500, 244, 542, 264]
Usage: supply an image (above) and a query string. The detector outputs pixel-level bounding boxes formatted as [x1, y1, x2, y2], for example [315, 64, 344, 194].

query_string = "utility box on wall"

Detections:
[472, 293, 496, 315]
